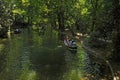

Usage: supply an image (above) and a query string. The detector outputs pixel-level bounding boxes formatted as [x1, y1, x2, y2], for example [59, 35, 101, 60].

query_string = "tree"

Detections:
[0, 0, 9, 37]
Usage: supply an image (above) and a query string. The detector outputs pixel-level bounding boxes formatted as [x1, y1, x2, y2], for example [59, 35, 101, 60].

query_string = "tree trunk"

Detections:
[57, 11, 65, 40]
[75, 20, 80, 30]
[90, 0, 98, 32]
[57, 11, 64, 31]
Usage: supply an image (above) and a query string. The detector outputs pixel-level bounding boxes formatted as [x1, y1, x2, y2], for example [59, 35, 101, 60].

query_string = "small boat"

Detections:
[14, 29, 21, 34]
[64, 38, 77, 53]
[64, 36, 77, 53]
[68, 46, 77, 53]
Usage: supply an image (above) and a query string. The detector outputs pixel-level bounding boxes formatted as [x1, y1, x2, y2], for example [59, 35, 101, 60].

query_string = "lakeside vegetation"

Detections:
[0, 0, 120, 80]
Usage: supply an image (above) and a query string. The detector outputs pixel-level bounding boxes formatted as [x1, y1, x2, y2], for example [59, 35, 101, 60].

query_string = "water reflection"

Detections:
[31, 50, 85, 80]
[0, 29, 87, 80]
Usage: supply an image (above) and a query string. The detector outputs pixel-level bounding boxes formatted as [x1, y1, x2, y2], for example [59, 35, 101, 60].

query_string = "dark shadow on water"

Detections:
[30, 46, 68, 80]
[35, 64, 67, 80]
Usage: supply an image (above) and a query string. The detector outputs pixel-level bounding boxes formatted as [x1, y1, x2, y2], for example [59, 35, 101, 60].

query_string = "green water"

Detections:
[0, 29, 86, 80]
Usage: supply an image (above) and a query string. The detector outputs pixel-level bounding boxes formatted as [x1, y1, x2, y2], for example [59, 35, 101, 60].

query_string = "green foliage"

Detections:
[42, 26, 58, 48]
[12, 9, 26, 15]
[0, 0, 7, 26]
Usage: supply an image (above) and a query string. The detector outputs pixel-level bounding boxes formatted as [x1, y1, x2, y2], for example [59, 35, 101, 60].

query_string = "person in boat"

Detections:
[69, 39, 77, 49]
[64, 36, 70, 47]
[64, 36, 77, 48]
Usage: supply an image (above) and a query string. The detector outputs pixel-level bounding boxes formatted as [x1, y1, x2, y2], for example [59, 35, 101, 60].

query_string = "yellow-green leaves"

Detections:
[12, 9, 26, 15]
[22, 0, 30, 6]
[81, 8, 88, 15]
